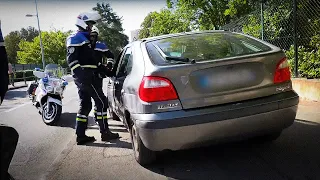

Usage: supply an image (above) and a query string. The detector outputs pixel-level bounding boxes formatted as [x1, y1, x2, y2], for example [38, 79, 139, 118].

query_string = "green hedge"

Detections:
[13, 70, 36, 82]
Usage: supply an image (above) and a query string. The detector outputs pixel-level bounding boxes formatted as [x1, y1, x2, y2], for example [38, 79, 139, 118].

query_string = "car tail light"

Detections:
[274, 57, 291, 84]
[139, 76, 178, 102]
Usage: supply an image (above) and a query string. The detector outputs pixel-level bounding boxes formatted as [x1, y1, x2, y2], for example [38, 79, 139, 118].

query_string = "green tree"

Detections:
[4, 31, 21, 64]
[167, 0, 229, 30]
[138, 12, 155, 39]
[4, 27, 39, 64]
[17, 30, 70, 67]
[20, 26, 39, 42]
[93, 2, 128, 57]
[139, 8, 192, 39]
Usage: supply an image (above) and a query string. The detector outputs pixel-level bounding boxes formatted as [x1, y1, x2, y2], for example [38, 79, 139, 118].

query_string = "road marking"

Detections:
[4, 102, 32, 113]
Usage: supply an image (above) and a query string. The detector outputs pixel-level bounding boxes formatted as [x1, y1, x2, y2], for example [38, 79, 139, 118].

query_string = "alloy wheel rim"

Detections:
[43, 103, 56, 121]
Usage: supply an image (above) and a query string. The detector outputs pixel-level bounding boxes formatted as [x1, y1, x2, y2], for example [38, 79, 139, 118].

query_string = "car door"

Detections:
[107, 48, 126, 113]
[114, 46, 133, 119]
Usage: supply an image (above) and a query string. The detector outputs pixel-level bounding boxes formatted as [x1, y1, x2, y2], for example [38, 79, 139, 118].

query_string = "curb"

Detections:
[8, 85, 27, 90]
[41, 134, 77, 180]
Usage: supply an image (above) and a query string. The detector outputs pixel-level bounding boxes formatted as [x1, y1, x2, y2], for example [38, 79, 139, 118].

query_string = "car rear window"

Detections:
[145, 32, 272, 65]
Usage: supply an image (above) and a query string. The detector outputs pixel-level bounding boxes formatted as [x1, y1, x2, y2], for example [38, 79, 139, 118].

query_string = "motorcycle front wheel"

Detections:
[42, 102, 62, 125]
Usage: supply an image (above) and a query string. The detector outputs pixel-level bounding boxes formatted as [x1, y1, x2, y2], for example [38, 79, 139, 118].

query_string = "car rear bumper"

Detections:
[132, 90, 299, 151]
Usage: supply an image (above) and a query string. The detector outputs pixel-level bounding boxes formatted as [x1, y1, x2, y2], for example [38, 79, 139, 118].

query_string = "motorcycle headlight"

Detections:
[46, 85, 54, 92]
[55, 86, 63, 93]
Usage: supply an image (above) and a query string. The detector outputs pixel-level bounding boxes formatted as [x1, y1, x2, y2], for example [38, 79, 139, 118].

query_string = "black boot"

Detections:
[101, 130, 120, 141]
[76, 135, 96, 145]
[96, 119, 120, 141]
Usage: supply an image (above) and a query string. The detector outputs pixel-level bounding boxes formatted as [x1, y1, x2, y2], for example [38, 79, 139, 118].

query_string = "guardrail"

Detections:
[9, 68, 70, 86]
[9, 72, 36, 86]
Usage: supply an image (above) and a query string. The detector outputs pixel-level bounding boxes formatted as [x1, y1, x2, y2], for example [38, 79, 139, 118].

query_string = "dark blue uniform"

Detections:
[0, 22, 8, 103]
[92, 41, 114, 118]
[0, 21, 19, 180]
[66, 31, 118, 143]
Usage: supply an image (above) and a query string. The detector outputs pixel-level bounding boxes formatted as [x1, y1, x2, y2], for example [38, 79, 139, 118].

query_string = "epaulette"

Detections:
[66, 32, 90, 47]
[95, 41, 109, 52]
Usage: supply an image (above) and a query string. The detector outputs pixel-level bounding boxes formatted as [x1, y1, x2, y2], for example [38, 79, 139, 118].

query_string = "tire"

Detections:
[129, 118, 156, 166]
[42, 102, 62, 125]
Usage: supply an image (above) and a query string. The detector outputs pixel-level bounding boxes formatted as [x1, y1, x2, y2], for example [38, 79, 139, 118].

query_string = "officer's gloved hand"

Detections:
[106, 62, 113, 70]
[97, 64, 110, 78]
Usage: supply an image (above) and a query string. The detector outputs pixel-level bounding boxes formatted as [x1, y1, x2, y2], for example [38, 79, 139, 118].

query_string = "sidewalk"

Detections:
[44, 100, 320, 180]
[8, 81, 32, 90]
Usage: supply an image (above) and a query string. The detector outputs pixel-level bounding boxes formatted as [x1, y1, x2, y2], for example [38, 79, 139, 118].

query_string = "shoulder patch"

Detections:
[66, 32, 90, 47]
[68, 47, 75, 54]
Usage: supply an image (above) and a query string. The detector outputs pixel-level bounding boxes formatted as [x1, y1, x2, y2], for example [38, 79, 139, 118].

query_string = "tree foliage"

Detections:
[138, 9, 192, 39]
[139, 0, 265, 38]
[20, 27, 39, 42]
[4, 31, 21, 64]
[17, 30, 70, 67]
[93, 2, 128, 57]
[4, 27, 39, 64]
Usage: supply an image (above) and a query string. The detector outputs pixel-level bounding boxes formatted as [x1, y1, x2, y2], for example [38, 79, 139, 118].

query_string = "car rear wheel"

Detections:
[129, 118, 156, 166]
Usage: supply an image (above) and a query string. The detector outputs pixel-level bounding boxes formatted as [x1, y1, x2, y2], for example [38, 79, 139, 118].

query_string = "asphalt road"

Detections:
[1, 82, 320, 180]
[0, 83, 80, 180]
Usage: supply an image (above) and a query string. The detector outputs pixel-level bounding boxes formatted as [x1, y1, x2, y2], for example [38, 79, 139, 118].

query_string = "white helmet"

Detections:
[75, 11, 101, 30]
[91, 25, 99, 35]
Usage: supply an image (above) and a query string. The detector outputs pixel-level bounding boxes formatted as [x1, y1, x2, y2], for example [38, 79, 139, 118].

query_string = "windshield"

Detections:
[146, 32, 272, 65]
[44, 64, 65, 78]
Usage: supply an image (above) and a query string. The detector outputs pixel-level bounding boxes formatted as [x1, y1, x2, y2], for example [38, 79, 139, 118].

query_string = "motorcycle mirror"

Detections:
[61, 75, 73, 82]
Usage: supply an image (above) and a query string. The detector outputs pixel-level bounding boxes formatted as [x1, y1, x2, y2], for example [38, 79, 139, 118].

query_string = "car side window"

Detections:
[111, 48, 126, 76]
[116, 47, 133, 77]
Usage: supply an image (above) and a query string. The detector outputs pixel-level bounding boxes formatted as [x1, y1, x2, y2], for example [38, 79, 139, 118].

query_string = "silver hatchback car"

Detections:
[107, 30, 299, 165]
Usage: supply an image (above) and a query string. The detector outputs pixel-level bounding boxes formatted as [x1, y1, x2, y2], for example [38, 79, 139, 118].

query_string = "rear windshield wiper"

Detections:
[151, 43, 196, 64]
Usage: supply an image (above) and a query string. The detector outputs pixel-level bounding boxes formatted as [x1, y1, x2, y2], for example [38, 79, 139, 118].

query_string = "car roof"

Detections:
[138, 30, 231, 43]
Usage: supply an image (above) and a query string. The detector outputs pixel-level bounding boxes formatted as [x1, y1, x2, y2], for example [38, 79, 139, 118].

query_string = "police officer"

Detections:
[89, 26, 115, 120]
[66, 12, 119, 145]
[0, 20, 19, 180]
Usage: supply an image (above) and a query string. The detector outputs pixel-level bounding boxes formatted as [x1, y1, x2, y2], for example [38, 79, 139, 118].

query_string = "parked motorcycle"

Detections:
[27, 64, 73, 125]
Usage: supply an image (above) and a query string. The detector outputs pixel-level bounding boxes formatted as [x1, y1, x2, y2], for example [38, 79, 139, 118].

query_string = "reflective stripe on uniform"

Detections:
[77, 114, 87, 118]
[0, 42, 4, 46]
[81, 65, 97, 68]
[71, 64, 81, 71]
[96, 112, 108, 116]
[96, 115, 108, 120]
[94, 48, 109, 52]
[76, 117, 87, 122]
[69, 60, 79, 67]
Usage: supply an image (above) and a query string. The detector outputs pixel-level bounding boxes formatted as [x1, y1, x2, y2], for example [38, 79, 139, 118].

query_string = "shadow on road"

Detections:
[55, 112, 77, 128]
[80, 139, 132, 149]
[145, 120, 320, 180]
[4, 89, 27, 100]
[55, 112, 122, 131]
